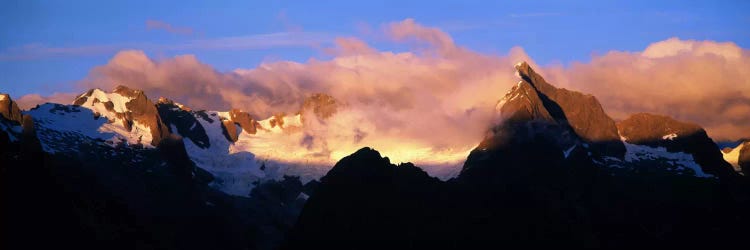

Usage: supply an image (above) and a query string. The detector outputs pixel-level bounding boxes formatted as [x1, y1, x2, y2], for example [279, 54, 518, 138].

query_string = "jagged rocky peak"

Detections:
[0, 93, 23, 124]
[496, 78, 555, 123]
[0, 93, 27, 146]
[513, 61, 557, 94]
[0, 93, 40, 152]
[494, 61, 625, 158]
[300, 93, 338, 120]
[618, 113, 739, 178]
[73, 85, 170, 146]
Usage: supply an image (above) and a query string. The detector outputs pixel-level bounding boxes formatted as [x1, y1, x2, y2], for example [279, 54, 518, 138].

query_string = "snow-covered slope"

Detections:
[722, 143, 745, 173]
[0, 117, 23, 142]
[619, 140, 713, 178]
[11, 87, 476, 196]
[177, 110, 266, 196]
[174, 110, 328, 196]
[26, 103, 119, 153]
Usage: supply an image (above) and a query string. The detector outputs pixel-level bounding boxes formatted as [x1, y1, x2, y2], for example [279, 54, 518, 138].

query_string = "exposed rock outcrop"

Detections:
[229, 109, 259, 135]
[221, 120, 240, 142]
[157, 98, 211, 148]
[0, 94, 39, 150]
[268, 113, 286, 129]
[0, 93, 23, 124]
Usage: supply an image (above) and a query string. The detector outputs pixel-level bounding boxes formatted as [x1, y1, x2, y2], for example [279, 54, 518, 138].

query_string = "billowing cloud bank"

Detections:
[544, 37, 750, 141]
[19, 19, 750, 166]
[16, 92, 77, 110]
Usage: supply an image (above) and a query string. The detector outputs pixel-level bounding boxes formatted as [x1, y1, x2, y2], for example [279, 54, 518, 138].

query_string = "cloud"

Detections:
[145, 20, 194, 35]
[69, 19, 533, 175]
[327, 37, 377, 55]
[16, 92, 77, 110]
[544, 37, 750, 140]
[20, 19, 750, 174]
[385, 18, 458, 55]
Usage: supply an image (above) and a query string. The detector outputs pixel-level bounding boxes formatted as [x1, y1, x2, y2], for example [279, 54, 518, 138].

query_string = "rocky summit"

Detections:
[494, 62, 625, 159]
[74, 86, 170, 146]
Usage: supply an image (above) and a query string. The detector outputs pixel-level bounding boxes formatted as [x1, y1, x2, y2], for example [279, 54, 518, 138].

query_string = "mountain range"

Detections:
[2, 62, 749, 249]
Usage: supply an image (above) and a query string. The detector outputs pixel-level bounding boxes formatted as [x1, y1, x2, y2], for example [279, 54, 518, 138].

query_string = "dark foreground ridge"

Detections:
[286, 144, 749, 248]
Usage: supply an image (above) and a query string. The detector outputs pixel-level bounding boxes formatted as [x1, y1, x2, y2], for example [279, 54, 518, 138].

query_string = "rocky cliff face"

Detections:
[214, 108, 260, 142]
[510, 62, 625, 158]
[465, 61, 624, 179]
[221, 120, 240, 142]
[489, 62, 624, 160]
[0, 94, 40, 151]
[0, 93, 23, 124]
[228, 109, 259, 135]
[156, 98, 211, 148]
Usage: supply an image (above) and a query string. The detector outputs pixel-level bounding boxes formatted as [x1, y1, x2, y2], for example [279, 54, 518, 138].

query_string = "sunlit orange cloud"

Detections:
[543, 37, 750, 141]
[52, 19, 531, 176]
[18, 18, 750, 164]
[16, 92, 77, 110]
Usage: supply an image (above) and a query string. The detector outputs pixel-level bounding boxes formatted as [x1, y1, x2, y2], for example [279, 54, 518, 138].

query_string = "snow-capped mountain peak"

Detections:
[72, 86, 170, 147]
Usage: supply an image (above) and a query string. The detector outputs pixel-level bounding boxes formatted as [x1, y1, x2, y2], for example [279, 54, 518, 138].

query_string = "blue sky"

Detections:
[1, 0, 748, 97]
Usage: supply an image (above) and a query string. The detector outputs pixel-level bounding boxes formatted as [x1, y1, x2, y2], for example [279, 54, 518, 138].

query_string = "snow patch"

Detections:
[297, 192, 310, 201]
[662, 133, 678, 140]
[623, 141, 713, 178]
[83, 89, 133, 113]
[25, 104, 116, 153]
